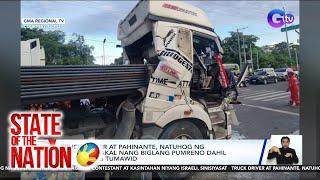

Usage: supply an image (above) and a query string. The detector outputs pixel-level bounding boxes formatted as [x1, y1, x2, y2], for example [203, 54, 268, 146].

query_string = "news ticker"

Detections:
[8, 112, 302, 171]
[2, 165, 320, 172]
[58, 165, 320, 172]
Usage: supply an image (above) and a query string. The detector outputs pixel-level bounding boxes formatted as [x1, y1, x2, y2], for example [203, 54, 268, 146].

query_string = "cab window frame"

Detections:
[192, 31, 223, 54]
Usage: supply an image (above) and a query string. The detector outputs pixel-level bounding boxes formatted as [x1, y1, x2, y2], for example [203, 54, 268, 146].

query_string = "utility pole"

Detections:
[291, 43, 299, 69]
[283, 6, 292, 66]
[250, 44, 253, 70]
[249, 44, 253, 60]
[236, 29, 242, 68]
[294, 48, 298, 67]
[103, 38, 106, 65]
[236, 26, 248, 69]
[256, 51, 259, 69]
[242, 36, 247, 64]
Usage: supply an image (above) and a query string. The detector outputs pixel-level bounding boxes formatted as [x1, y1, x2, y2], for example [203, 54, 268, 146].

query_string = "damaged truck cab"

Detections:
[117, 0, 238, 140]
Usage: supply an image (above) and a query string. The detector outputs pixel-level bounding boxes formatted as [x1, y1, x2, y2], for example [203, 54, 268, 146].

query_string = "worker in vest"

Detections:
[287, 68, 300, 106]
[227, 68, 241, 104]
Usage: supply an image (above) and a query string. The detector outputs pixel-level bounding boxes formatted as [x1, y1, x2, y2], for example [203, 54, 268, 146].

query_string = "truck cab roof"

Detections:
[118, 0, 214, 46]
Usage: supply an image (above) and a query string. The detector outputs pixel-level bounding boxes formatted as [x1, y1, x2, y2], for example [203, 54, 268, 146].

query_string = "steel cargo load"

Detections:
[21, 65, 147, 104]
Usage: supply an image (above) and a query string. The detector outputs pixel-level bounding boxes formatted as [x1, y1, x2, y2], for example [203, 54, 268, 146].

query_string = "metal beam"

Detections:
[21, 65, 148, 104]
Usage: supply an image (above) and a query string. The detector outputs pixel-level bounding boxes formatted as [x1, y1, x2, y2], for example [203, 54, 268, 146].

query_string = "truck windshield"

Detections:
[193, 35, 219, 65]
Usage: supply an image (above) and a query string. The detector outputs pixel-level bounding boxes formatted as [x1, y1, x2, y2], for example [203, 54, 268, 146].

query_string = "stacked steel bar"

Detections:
[21, 65, 147, 104]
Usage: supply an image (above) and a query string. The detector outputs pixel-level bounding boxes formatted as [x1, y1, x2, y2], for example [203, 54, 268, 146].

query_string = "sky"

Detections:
[21, 0, 299, 65]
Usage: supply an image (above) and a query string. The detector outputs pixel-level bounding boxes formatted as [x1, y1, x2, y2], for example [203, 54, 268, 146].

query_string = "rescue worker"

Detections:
[228, 68, 241, 104]
[286, 68, 300, 106]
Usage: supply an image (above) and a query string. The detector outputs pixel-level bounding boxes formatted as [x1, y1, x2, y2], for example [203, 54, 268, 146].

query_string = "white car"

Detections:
[275, 68, 289, 81]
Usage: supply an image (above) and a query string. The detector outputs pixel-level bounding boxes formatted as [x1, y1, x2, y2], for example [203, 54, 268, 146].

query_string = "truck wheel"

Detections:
[160, 120, 204, 139]
[157, 120, 204, 179]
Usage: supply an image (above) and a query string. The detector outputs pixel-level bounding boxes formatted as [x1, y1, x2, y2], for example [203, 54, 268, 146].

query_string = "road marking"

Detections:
[243, 91, 284, 99]
[262, 95, 290, 102]
[252, 92, 289, 100]
[239, 88, 251, 91]
[240, 90, 272, 95]
[241, 103, 299, 116]
[239, 90, 274, 97]
[239, 89, 271, 94]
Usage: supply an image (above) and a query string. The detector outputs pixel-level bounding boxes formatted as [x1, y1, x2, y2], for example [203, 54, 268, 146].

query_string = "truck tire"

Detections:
[159, 120, 204, 139]
[157, 120, 204, 179]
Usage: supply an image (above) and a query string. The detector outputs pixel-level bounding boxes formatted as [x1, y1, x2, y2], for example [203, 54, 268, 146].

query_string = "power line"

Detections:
[84, 38, 119, 44]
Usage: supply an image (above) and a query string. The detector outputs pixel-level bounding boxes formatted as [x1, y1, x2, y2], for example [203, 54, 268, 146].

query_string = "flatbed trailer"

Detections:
[21, 65, 148, 104]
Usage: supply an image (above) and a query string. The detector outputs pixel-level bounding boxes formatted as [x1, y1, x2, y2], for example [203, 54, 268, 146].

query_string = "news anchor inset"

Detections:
[267, 136, 299, 164]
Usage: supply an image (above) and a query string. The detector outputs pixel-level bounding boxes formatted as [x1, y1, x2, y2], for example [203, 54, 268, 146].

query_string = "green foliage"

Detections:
[113, 53, 124, 65]
[21, 28, 95, 65]
[222, 31, 259, 64]
[221, 31, 297, 69]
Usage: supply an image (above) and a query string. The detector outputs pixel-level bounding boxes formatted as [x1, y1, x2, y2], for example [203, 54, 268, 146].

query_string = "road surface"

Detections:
[191, 81, 300, 179]
[233, 81, 299, 139]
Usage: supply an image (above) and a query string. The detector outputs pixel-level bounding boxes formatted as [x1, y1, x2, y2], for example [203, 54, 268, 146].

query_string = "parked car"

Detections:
[275, 68, 288, 81]
[249, 68, 278, 85]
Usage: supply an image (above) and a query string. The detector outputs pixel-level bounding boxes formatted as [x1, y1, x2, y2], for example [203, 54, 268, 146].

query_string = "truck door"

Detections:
[142, 21, 193, 124]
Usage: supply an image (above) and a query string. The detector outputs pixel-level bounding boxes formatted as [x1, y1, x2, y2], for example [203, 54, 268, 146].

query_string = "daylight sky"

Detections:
[21, 1, 299, 65]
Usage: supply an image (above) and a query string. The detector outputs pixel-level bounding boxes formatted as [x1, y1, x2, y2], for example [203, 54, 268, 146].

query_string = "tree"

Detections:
[258, 51, 276, 68]
[222, 31, 259, 64]
[21, 27, 95, 65]
[271, 42, 296, 67]
[113, 53, 124, 65]
[221, 31, 297, 69]
[59, 33, 95, 65]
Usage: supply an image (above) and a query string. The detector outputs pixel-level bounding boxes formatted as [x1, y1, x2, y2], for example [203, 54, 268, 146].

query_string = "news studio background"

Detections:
[0, 0, 320, 179]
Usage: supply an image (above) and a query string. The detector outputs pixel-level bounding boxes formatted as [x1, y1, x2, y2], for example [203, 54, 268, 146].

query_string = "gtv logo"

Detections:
[267, 9, 294, 28]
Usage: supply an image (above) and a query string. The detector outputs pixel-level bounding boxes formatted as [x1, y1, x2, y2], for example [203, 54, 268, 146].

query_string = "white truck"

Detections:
[115, 0, 238, 140]
[21, 38, 46, 66]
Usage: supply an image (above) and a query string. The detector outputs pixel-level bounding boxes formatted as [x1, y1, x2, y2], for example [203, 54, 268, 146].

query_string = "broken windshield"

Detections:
[193, 35, 219, 65]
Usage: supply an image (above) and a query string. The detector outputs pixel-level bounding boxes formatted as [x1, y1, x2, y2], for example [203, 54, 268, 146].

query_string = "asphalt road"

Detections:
[232, 81, 299, 139]
[191, 81, 300, 179]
